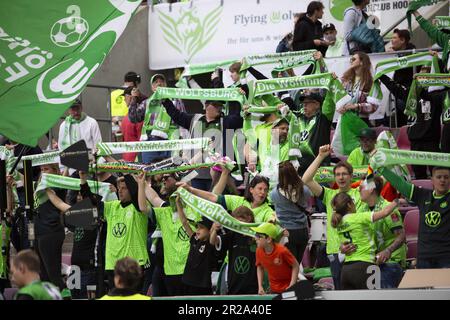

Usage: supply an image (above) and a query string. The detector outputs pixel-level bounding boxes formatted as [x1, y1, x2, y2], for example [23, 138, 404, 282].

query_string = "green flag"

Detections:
[0, 1, 142, 146]
[406, 0, 447, 32]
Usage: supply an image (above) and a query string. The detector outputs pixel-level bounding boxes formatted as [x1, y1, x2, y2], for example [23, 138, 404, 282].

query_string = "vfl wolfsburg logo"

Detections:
[74, 227, 84, 242]
[234, 256, 250, 274]
[299, 130, 309, 142]
[158, 6, 223, 63]
[398, 57, 408, 68]
[425, 211, 441, 227]
[112, 223, 127, 238]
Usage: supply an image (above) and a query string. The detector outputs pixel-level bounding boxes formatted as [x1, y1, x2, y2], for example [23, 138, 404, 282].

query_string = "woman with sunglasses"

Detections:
[178, 166, 276, 223]
[339, 52, 378, 127]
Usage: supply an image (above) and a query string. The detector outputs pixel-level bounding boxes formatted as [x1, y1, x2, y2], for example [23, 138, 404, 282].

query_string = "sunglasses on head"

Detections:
[254, 233, 267, 239]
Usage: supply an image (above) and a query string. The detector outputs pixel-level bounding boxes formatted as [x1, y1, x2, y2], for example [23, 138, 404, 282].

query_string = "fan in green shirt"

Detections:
[330, 192, 400, 289]
[11, 249, 62, 300]
[347, 128, 377, 167]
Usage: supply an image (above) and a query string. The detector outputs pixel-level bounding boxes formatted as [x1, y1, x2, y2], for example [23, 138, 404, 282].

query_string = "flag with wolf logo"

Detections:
[0, 0, 142, 146]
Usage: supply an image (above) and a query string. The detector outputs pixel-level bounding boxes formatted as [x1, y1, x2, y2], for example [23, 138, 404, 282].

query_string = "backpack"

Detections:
[345, 8, 385, 54]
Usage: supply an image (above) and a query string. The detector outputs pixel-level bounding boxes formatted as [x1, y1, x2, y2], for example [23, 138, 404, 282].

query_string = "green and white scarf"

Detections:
[406, 0, 447, 32]
[175, 187, 261, 237]
[370, 148, 450, 171]
[0, 146, 20, 181]
[435, 16, 450, 30]
[13, 150, 61, 168]
[34, 173, 117, 207]
[176, 59, 239, 88]
[376, 131, 411, 181]
[60, 113, 87, 150]
[314, 166, 368, 183]
[368, 52, 441, 105]
[248, 72, 351, 111]
[240, 50, 326, 78]
[405, 73, 450, 117]
[96, 138, 210, 156]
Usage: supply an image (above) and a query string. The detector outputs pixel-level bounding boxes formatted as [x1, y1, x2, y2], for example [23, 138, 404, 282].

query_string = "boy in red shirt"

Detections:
[251, 223, 299, 294]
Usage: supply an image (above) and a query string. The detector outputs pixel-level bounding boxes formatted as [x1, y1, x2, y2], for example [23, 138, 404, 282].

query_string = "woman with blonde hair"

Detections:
[340, 51, 378, 126]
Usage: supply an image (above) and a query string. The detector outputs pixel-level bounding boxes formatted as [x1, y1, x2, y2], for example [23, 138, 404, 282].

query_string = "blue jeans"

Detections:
[417, 257, 450, 269]
[380, 263, 404, 288]
[327, 254, 342, 290]
[141, 135, 171, 164]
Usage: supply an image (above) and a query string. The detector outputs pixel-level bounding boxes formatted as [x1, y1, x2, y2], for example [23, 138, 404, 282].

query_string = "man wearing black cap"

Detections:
[347, 127, 377, 166]
[323, 23, 344, 58]
[161, 98, 243, 191]
[128, 73, 188, 164]
[110, 71, 142, 119]
[297, 90, 334, 175]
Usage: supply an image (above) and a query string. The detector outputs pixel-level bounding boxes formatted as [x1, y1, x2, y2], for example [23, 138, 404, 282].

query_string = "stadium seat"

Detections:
[412, 179, 432, 190]
[396, 125, 410, 150]
[3, 287, 18, 300]
[373, 126, 390, 137]
[406, 240, 418, 260]
[404, 209, 419, 241]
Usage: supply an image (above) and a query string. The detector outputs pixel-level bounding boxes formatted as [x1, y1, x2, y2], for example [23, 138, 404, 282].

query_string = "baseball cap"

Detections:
[357, 127, 377, 140]
[196, 216, 213, 230]
[322, 23, 336, 33]
[124, 71, 141, 84]
[251, 223, 279, 239]
[151, 73, 166, 84]
[272, 117, 289, 128]
[299, 91, 323, 104]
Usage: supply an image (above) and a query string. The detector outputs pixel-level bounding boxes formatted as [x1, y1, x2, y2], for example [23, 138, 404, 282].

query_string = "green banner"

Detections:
[176, 187, 261, 237]
[0, 1, 142, 146]
[405, 73, 450, 117]
[96, 138, 210, 156]
[176, 59, 239, 88]
[434, 16, 450, 29]
[371, 148, 450, 170]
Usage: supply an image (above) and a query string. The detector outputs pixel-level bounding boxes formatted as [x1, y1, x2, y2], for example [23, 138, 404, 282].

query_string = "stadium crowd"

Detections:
[0, 0, 449, 300]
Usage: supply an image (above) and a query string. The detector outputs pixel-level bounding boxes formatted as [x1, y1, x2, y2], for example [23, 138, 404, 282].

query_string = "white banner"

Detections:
[148, 0, 444, 70]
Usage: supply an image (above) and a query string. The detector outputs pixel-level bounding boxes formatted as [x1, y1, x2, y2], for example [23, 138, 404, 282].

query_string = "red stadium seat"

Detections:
[406, 240, 418, 260]
[404, 209, 419, 241]
[373, 126, 390, 137]
[412, 179, 432, 190]
[396, 125, 411, 150]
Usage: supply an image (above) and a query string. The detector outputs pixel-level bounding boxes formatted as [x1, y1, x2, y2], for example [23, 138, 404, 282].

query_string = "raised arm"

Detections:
[414, 11, 450, 54]
[176, 196, 194, 238]
[209, 222, 221, 246]
[301, 145, 330, 196]
[176, 182, 219, 203]
[137, 172, 151, 215]
[162, 99, 194, 130]
[144, 181, 165, 208]
[46, 189, 70, 213]
[378, 167, 414, 200]
[212, 166, 231, 195]
[372, 199, 399, 222]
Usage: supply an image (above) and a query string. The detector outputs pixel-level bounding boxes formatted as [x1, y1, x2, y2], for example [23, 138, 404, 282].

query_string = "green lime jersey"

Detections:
[104, 201, 149, 270]
[347, 147, 370, 167]
[255, 123, 274, 170]
[15, 281, 62, 300]
[361, 197, 406, 267]
[154, 206, 191, 276]
[321, 187, 363, 254]
[337, 211, 377, 264]
[223, 195, 275, 223]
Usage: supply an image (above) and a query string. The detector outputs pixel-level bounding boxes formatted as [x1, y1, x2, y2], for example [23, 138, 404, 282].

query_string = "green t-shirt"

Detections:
[104, 201, 149, 270]
[347, 147, 370, 167]
[321, 187, 363, 254]
[223, 195, 275, 223]
[15, 281, 62, 300]
[154, 206, 191, 276]
[255, 123, 275, 170]
[337, 211, 377, 264]
[361, 197, 406, 267]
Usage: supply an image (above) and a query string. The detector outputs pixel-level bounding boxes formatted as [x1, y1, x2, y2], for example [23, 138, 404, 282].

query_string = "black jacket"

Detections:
[292, 14, 327, 56]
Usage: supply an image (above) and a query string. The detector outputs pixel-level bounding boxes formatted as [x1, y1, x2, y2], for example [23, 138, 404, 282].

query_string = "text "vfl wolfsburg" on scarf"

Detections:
[176, 187, 261, 237]
[370, 148, 450, 170]
[240, 50, 325, 78]
[368, 52, 441, 105]
[176, 59, 239, 88]
[405, 73, 450, 117]
[96, 138, 210, 156]
[35, 173, 117, 206]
